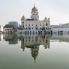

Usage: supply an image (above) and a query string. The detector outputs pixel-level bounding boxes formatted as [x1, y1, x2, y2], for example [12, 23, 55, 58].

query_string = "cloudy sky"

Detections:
[0, 0, 69, 26]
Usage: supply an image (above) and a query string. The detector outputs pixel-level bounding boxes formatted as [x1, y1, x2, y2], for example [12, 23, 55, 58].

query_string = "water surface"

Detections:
[0, 34, 69, 69]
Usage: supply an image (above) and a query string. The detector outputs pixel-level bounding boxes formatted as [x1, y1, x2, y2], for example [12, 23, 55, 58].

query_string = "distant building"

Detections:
[3, 21, 18, 34]
[3, 34, 18, 44]
[51, 23, 69, 34]
[3, 24, 16, 34]
[9, 21, 18, 28]
[17, 5, 51, 34]
[3, 5, 69, 35]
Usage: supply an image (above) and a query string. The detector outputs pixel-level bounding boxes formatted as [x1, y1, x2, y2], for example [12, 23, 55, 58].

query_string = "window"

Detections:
[28, 31, 29, 34]
[25, 31, 26, 34]
[41, 31, 42, 33]
[22, 22, 24, 24]
[32, 28, 33, 29]
[30, 31, 31, 33]
[26, 28, 27, 29]
[33, 31, 34, 34]
[46, 28, 47, 29]
[40, 27, 41, 29]
[46, 23, 48, 26]
[36, 27, 38, 30]
[26, 24, 27, 26]
[29, 24, 30, 26]
[36, 25, 37, 26]
[29, 27, 31, 30]
[43, 24, 44, 26]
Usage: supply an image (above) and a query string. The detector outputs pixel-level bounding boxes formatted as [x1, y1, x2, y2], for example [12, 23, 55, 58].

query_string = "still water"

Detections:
[0, 33, 69, 69]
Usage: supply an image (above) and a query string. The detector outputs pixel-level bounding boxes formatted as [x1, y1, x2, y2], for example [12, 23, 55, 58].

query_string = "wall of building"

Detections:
[51, 27, 69, 34]
[4, 28, 15, 34]
[22, 20, 50, 29]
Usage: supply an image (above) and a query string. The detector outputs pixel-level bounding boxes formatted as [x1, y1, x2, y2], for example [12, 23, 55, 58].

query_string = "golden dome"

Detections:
[32, 6, 38, 12]
[21, 15, 25, 20]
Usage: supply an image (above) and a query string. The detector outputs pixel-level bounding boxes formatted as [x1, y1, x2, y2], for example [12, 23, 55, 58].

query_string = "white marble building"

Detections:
[51, 24, 69, 34]
[17, 5, 51, 34]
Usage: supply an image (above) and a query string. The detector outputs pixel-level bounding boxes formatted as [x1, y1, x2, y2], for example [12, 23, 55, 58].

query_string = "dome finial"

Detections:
[32, 4, 38, 12]
[21, 15, 25, 21]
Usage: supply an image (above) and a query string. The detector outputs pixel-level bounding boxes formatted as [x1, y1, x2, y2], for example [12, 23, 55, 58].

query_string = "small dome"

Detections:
[44, 17, 47, 20]
[21, 16, 25, 20]
[32, 51, 38, 61]
[32, 6, 38, 12]
[44, 17, 47, 21]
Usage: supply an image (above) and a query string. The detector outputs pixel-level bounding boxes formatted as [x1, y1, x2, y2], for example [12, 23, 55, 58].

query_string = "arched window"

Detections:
[29, 24, 30, 26]
[22, 22, 24, 24]
[36, 27, 38, 30]
[46, 23, 48, 26]
[43, 24, 44, 26]
[36, 25, 37, 26]
[32, 24, 33, 26]
[26, 24, 27, 26]
[30, 31, 31, 33]
[26, 28, 27, 29]
[29, 27, 31, 30]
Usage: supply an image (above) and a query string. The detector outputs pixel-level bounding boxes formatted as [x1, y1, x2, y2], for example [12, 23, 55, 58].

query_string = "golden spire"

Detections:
[32, 5, 38, 12]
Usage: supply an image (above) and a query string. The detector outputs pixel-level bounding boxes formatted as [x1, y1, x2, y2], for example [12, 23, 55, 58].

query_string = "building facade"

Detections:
[51, 24, 69, 34]
[18, 34, 50, 60]
[17, 6, 51, 34]
[3, 24, 16, 34]
[3, 21, 18, 34]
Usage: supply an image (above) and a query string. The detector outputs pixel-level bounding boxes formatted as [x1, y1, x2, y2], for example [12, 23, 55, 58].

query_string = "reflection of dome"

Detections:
[31, 46, 39, 61]
[32, 50, 38, 61]
[21, 16, 25, 20]
[32, 6, 38, 12]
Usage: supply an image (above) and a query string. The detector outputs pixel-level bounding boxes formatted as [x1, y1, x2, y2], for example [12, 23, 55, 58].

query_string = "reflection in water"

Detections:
[0, 34, 3, 41]
[19, 35, 50, 60]
[1, 33, 69, 69]
[51, 33, 69, 42]
[2, 33, 69, 61]
[0, 34, 1, 41]
[3, 34, 50, 60]
[3, 33, 18, 44]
